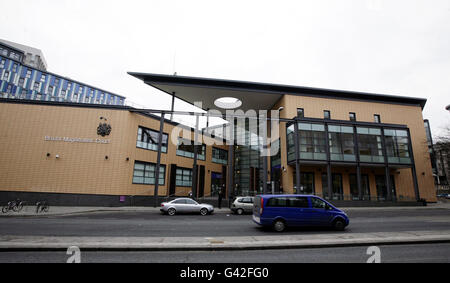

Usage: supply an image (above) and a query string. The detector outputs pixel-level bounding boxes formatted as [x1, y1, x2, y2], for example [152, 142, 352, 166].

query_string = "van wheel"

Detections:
[273, 219, 286, 232]
[167, 208, 176, 216]
[236, 208, 244, 215]
[333, 218, 346, 231]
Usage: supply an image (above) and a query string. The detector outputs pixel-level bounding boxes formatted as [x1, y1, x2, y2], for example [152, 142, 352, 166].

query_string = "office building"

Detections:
[0, 73, 436, 206]
[0, 40, 125, 106]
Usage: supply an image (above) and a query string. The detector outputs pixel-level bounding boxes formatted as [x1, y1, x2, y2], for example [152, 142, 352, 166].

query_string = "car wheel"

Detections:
[167, 208, 176, 216]
[273, 219, 286, 232]
[236, 208, 244, 215]
[333, 218, 346, 231]
[200, 208, 208, 216]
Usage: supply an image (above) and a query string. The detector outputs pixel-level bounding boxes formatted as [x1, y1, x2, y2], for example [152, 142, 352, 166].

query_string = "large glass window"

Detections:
[375, 175, 397, 201]
[299, 123, 327, 160]
[287, 124, 295, 162]
[293, 171, 315, 194]
[332, 173, 343, 200]
[176, 137, 206, 160]
[384, 129, 411, 164]
[136, 126, 168, 153]
[349, 174, 371, 200]
[328, 125, 355, 161]
[132, 161, 166, 185]
[270, 139, 281, 167]
[322, 173, 343, 200]
[357, 127, 384, 163]
[212, 147, 228, 164]
[287, 123, 327, 161]
[176, 168, 193, 187]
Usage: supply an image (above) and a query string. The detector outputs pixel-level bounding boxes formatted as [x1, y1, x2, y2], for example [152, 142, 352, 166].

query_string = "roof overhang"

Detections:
[128, 72, 427, 111]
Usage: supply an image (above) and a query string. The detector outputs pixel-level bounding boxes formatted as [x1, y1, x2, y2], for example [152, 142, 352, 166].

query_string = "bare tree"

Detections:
[435, 125, 450, 151]
[434, 125, 450, 186]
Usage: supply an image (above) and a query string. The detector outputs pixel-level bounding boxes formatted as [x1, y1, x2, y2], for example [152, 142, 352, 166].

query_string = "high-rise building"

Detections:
[0, 38, 47, 71]
[0, 39, 125, 106]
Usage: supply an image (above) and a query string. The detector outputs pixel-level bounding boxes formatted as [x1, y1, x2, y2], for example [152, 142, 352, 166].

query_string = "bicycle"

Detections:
[2, 199, 25, 213]
[36, 201, 49, 213]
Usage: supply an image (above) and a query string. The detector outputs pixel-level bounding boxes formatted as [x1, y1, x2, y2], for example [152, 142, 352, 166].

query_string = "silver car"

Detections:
[230, 196, 254, 215]
[160, 198, 214, 216]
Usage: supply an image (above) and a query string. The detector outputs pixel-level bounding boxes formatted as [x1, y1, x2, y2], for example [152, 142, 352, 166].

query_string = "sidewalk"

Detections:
[1, 201, 449, 217]
[1, 230, 450, 251]
[0, 206, 235, 217]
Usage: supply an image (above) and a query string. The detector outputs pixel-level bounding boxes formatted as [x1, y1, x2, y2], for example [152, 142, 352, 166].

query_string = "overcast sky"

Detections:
[1, 0, 449, 136]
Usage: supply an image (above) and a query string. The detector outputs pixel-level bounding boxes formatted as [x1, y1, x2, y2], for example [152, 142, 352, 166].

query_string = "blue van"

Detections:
[252, 194, 349, 232]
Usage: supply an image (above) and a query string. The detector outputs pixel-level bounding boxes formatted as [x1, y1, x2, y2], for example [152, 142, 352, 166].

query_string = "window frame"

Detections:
[212, 147, 228, 164]
[176, 137, 206, 160]
[328, 124, 356, 162]
[374, 114, 381, 123]
[136, 126, 169, 153]
[175, 167, 193, 187]
[132, 160, 166, 186]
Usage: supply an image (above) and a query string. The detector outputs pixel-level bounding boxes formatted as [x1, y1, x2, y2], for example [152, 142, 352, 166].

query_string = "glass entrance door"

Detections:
[293, 171, 315, 194]
[375, 175, 397, 201]
[349, 174, 370, 200]
[210, 172, 223, 197]
[332, 173, 343, 200]
[321, 173, 343, 200]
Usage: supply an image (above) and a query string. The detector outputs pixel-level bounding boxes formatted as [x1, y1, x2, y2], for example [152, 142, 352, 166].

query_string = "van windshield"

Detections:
[311, 197, 327, 209]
